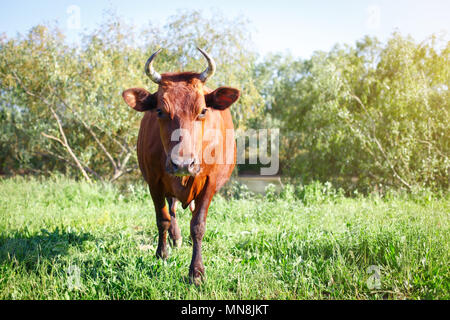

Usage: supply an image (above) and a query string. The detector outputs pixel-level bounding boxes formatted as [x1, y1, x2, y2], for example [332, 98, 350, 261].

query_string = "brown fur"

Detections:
[123, 71, 239, 285]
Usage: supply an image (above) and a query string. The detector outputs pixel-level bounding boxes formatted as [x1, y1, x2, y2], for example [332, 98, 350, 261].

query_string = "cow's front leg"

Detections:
[150, 187, 171, 259]
[189, 188, 213, 285]
[167, 197, 182, 248]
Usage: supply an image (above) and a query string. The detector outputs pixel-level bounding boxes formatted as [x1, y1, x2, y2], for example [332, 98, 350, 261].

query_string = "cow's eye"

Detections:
[156, 109, 164, 118]
[197, 108, 208, 120]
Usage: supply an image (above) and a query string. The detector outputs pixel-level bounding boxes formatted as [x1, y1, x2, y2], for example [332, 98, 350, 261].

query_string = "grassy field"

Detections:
[0, 176, 448, 299]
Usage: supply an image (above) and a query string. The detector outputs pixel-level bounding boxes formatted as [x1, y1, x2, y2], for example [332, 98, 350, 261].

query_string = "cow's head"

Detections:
[122, 48, 240, 177]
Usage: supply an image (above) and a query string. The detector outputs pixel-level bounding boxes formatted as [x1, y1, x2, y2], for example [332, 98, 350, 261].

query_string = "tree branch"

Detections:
[350, 93, 412, 189]
[49, 88, 119, 173]
[10, 71, 93, 183]
[41, 132, 65, 146]
[37, 150, 102, 180]
[48, 106, 92, 183]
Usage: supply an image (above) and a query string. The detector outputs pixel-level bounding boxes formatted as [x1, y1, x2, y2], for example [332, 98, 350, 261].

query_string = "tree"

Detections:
[261, 34, 449, 191]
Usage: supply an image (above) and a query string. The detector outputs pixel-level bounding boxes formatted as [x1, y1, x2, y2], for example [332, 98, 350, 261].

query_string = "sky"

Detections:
[0, 0, 449, 59]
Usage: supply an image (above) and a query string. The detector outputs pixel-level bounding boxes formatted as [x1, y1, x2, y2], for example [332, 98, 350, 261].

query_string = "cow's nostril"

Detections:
[189, 159, 195, 169]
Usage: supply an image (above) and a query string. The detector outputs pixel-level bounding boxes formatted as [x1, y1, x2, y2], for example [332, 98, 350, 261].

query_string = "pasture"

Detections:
[0, 176, 448, 299]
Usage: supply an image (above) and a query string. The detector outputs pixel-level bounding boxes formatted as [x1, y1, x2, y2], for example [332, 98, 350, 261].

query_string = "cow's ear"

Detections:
[122, 88, 157, 112]
[205, 87, 240, 110]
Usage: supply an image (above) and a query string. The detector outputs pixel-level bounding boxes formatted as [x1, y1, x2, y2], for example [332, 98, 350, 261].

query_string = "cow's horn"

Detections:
[145, 48, 162, 84]
[197, 47, 216, 82]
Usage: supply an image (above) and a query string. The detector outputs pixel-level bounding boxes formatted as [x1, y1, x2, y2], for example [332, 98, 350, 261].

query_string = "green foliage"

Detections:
[258, 34, 449, 192]
[280, 184, 295, 201]
[221, 180, 255, 200]
[295, 181, 342, 205]
[264, 183, 277, 202]
[0, 178, 448, 299]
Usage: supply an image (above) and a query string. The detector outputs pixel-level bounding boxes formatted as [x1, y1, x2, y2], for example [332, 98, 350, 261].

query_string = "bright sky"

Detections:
[0, 0, 449, 58]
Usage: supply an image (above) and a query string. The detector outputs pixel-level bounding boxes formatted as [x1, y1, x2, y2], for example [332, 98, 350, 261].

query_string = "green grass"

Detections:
[0, 176, 448, 299]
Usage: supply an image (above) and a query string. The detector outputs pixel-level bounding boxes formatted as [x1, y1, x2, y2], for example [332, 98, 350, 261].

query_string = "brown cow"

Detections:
[122, 48, 239, 285]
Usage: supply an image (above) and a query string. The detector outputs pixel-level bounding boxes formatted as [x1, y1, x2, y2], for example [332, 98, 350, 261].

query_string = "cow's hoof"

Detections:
[156, 249, 169, 260]
[172, 237, 183, 248]
[189, 274, 204, 286]
[189, 268, 205, 286]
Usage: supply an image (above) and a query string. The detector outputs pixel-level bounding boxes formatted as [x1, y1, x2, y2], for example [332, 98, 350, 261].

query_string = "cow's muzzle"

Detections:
[166, 157, 200, 177]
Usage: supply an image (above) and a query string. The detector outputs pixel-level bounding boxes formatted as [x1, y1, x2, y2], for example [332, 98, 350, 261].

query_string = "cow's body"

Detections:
[137, 92, 236, 208]
[122, 50, 239, 285]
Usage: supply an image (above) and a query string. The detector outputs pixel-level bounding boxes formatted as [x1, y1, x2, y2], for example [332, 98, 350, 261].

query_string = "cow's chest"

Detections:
[162, 174, 208, 208]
